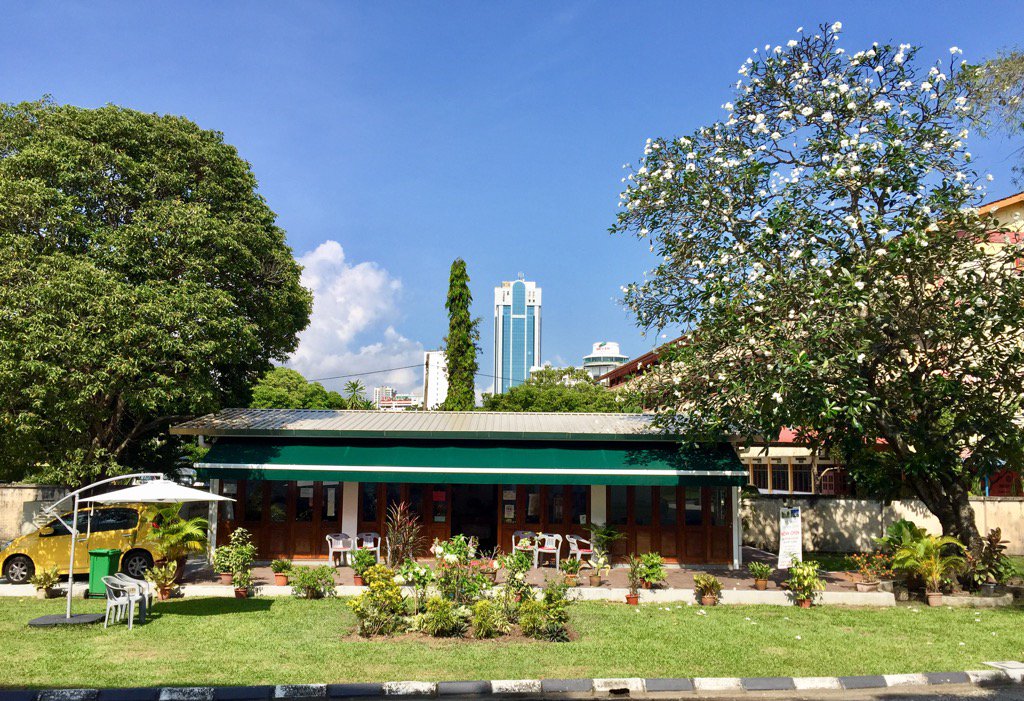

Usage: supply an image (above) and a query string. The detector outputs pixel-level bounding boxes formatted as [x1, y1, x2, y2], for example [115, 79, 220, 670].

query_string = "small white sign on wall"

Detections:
[778, 506, 803, 570]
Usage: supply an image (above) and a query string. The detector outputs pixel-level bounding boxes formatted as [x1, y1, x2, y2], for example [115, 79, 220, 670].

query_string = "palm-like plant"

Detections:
[344, 380, 366, 404]
[893, 534, 965, 593]
[146, 503, 209, 562]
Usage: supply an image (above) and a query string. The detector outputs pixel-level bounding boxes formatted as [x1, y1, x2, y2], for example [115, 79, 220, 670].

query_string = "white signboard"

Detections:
[778, 506, 802, 570]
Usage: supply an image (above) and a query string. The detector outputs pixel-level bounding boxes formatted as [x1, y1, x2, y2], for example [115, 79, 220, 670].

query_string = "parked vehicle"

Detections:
[1, 505, 157, 584]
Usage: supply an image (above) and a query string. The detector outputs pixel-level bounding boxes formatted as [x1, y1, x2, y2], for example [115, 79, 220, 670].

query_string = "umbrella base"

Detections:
[28, 613, 104, 627]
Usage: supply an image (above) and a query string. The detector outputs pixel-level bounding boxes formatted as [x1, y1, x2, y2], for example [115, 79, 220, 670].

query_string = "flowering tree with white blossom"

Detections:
[613, 23, 1024, 553]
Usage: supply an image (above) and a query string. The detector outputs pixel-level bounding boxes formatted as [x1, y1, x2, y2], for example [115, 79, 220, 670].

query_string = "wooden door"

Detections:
[680, 486, 706, 563]
[265, 481, 290, 558]
[657, 487, 679, 560]
[290, 480, 317, 557]
[707, 487, 733, 563]
[316, 481, 344, 558]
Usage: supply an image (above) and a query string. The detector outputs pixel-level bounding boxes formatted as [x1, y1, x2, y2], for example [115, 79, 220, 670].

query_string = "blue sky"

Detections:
[3, 1, 1023, 396]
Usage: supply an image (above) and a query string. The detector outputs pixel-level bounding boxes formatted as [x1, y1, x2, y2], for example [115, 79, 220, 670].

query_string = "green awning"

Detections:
[197, 438, 747, 487]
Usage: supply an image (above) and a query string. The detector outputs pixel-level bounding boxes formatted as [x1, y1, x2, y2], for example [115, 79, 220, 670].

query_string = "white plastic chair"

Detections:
[512, 530, 536, 557]
[326, 533, 356, 566]
[534, 533, 563, 569]
[102, 576, 143, 630]
[566, 535, 594, 566]
[356, 532, 381, 564]
[115, 572, 154, 608]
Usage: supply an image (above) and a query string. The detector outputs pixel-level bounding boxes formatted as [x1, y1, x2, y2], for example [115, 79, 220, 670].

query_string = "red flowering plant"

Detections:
[850, 552, 894, 584]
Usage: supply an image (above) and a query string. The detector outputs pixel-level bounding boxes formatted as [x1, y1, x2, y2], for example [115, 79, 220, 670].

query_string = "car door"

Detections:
[35, 510, 92, 574]
[86, 508, 141, 556]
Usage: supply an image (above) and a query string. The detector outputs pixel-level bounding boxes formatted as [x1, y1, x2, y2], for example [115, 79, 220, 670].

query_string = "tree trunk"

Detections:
[906, 474, 983, 557]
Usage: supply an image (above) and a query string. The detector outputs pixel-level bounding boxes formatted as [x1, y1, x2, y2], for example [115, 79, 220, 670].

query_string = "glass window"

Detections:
[361, 483, 379, 523]
[751, 464, 769, 490]
[407, 484, 424, 520]
[684, 488, 702, 526]
[608, 486, 628, 526]
[220, 481, 237, 521]
[295, 481, 314, 522]
[386, 483, 401, 519]
[91, 508, 139, 532]
[244, 480, 264, 522]
[43, 512, 90, 537]
[570, 486, 588, 526]
[525, 485, 540, 524]
[634, 487, 653, 526]
[547, 488, 564, 525]
[771, 461, 790, 492]
[792, 465, 813, 493]
[269, 482, 288, 523]
[321, 482, 340, 522]
[710, 487, 729, 526]
[432, 485, 448, 523]
[659, 488, 677, 527]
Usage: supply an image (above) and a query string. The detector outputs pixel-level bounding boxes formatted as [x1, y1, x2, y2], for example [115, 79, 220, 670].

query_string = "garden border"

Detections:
[3, 665, 1022, 701]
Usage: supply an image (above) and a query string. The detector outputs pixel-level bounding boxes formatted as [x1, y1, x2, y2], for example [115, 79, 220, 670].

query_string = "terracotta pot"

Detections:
[234, 587, 249, 599]
[625, 593, 639, 605]
[218, 572, 233, 586]
[926, 592, 943, 607]
[797, 598, 812, 608]
[855, 581, 880, 593]
[700, 595, 718, 607]
[353, 575, 364, 587]
[158, 586, 172, 601]
[565, 574, 578, 587]
[483, 571, 497, 583]
[274, 573, 289, 586]
[589, 574, 601, 587]
[754, 579, 768, 591]
[642, 581, 652, 590]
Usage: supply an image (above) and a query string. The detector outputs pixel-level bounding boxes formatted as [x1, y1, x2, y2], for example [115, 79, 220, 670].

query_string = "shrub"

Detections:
[850, 553, 893, 583]
[212, 545, 233, 574]
[639, 552, 666, 586]
[145, 503, 208, 562]
[517, 598, 545, 638]
[29, 566, 60, 590]
[144, 562, 178, 591]
[396, 558, 434, 613]
[874, 519, 926, 554]
[348, 564, 406, 637]
[385, 501, 425, 566]
[785, 560, 826, 603]
[560, 558, 582, 575]
[270, 559, 292, 574]
[747, 561, 773, 580]
[419, 597, 469, 637]
[471, 598, 511, 639]
[290, 566, 336, 599]
[351, 549, 377, 577]
[693, 573, 722, 600]
[433, 536, 492, 604]
[226, 528, 256, 573]
[231, 569, 254, 592]
[519, 576, 573, 642]
[498, 549, 533, 601]
[626, 554, 643, 595]
[894, 534, 965, 593]
[963, 528, 1015, 589]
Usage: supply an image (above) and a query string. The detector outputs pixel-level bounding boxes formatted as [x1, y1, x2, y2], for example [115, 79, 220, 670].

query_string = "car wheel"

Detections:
[4, 555, 34, 584]
[121, 550, 153, 578]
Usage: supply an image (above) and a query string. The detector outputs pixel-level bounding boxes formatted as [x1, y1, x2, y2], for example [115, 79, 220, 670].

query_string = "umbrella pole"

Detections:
[65, 494, 79, 619]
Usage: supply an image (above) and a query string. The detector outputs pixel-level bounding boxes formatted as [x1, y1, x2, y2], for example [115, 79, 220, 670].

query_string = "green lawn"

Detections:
[2, 597, 1022, 688]
[803, 552, 855, 571]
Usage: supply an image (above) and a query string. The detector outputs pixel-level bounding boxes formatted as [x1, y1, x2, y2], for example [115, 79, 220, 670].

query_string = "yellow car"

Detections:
[0, 505, 157, 584]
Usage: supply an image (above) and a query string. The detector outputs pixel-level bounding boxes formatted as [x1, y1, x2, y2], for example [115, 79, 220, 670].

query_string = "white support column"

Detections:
[731, 485, 743, 569]
[342, 482, 359, 536]
[207, 478, 220, 563]
[590, 485, 606, 525]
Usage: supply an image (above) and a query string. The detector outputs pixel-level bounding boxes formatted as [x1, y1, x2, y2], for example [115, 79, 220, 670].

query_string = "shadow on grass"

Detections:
[153, 597, 276, 616]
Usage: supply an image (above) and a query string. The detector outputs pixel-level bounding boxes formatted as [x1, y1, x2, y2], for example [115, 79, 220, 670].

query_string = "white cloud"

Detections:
[286, 241, 424, 396]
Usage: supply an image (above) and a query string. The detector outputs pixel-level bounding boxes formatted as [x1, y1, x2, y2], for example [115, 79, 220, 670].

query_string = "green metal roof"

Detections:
[172, 408, 672, 442]
[196, 438, 747, 487]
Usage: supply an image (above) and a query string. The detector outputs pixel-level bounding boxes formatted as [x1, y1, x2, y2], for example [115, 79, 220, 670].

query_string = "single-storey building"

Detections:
[170, 409, 746, 566]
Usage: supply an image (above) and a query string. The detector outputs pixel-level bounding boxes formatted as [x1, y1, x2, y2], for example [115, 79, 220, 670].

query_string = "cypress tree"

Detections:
[440, 258, 480, 410]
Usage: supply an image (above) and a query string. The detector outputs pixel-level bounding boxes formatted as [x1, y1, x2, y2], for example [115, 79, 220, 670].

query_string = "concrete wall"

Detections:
[742, 495, 1024, 555]
[0, 484, 68, 542]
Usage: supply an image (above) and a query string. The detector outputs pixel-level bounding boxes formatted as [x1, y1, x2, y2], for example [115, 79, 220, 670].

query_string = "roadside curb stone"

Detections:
[436, 682, 490, 696]
[326, 685, 385, 699]
[212, 687, 273, 701]
[642, 678, 693, 692]
[540, 680, 591, 694]
[740, 677, 795, 691]
[839, 675, 887, 689]
[380, 683, 434, 697]
[489, 681, 541, 695]
[158, 689, 215, 701]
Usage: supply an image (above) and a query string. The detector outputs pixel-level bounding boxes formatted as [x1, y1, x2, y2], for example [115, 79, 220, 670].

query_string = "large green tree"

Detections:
[482, 366, 639, 413]
[967, 49, 1024, 182]
[0, 100, 311, 485]
[440, 258, 480, 410]
[613, 25, 1024, 553]
[250, 367, 347, 410]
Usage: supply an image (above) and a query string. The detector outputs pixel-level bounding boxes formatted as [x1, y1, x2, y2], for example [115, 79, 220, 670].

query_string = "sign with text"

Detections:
[778, 506, 803, 570]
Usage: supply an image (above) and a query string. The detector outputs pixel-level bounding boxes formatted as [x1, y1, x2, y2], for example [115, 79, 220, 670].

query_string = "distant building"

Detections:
[582, 341, 628, 381]
[373, 386, 396, 407]
[423, 350, 449, 410]
[377, 393, 423, 412]
[494, 276, 542, 393]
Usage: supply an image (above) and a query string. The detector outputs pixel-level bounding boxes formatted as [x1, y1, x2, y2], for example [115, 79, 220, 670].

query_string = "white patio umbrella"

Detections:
[29, 473, 233, 627]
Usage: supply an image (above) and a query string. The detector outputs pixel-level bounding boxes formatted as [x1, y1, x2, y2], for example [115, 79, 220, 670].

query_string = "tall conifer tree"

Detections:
[440, 259, 480, 410]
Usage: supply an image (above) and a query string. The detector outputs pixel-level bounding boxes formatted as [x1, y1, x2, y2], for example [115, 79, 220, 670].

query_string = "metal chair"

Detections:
[534, 533, 563, 569]
[326, 533, 356, 566]
[102, 576, 143, 630]
[512, 530, 536, 557]
[356, 532, 382, 564]
[566, 534, 594, 566]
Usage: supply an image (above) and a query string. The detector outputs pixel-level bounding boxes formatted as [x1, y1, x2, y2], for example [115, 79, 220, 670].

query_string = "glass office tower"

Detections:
[493, 277, 542, 393]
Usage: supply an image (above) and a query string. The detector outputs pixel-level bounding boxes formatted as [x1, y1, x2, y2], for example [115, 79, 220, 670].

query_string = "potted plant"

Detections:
[589, 552, 609, 587]
[145, 562, 178, 601]
[639, 552, 666, 589]
[748, 561, 773, 590]
[693, 573, 722, 606]
[29, 567, 60, 599]
[785, 560, 825, 608]
[212, 545, 234, 585]
[477, 547, 501, 584]
[271, 559, 292, 586]
[232, 569, 254, 599]
[625, 554, 642, 605]
[894, 534, 965, 607]
[850, 552, 893, 593]
[290, 565, 337, 599]
[351, 549, 376, 586]
[560, 557, 582, 586]
[145, 503, 208, 582]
